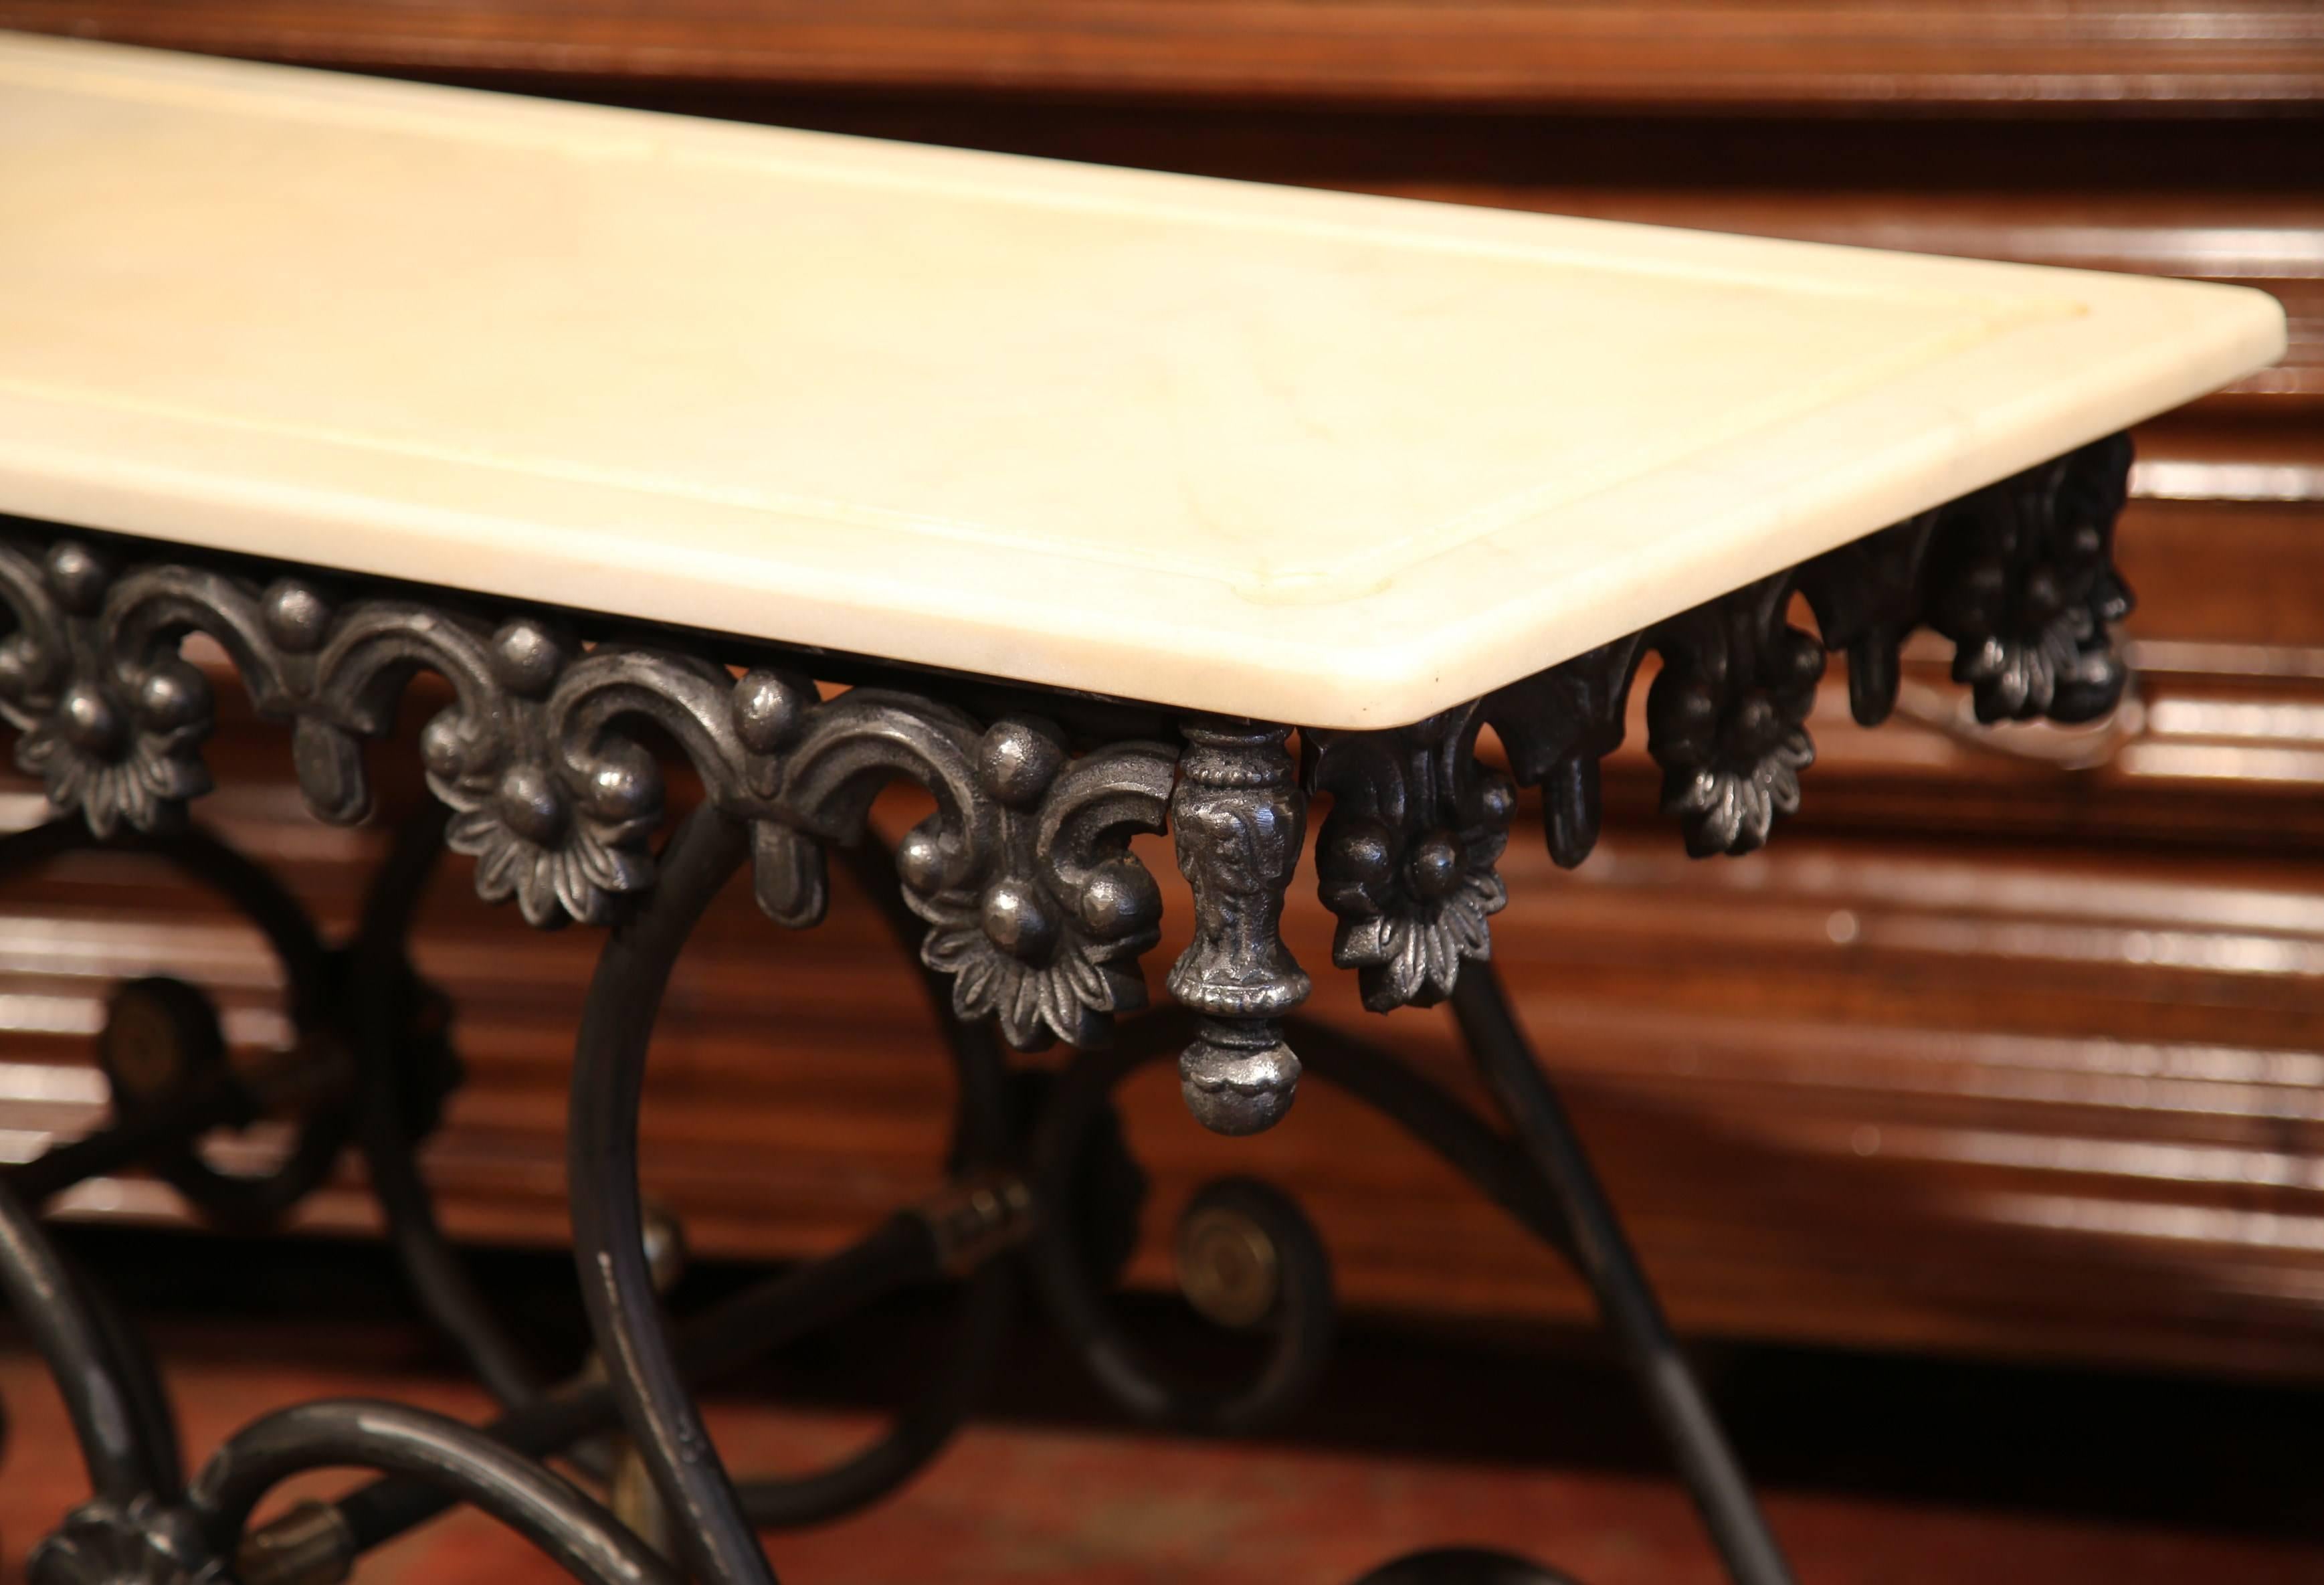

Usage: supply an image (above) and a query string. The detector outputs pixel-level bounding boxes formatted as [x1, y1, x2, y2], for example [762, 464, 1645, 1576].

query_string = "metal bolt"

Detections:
[237, 1500, 355, 1585]
[1177, 1202, 1280, 1329]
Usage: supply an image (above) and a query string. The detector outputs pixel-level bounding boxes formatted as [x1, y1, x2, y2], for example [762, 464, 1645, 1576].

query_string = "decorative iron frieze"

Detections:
[1486, 432, 2136, 876]
[0, 540, 1181, 1051]
[0, 431, 2134, 1089]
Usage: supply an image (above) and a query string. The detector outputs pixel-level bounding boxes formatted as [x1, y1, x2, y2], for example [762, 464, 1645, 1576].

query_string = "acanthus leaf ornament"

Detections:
[1307, 705, 1515, 1013]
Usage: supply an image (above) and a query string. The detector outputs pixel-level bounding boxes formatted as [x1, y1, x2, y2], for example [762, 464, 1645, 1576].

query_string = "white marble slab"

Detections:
[0, 33, 2285, 728]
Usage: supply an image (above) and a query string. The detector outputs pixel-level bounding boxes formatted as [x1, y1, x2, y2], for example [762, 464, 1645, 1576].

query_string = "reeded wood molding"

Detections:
[4, 1, 2323, 110]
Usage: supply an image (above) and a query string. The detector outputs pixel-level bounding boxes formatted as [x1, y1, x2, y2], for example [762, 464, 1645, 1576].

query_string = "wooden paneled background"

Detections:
[1, 0, 2321, 1380]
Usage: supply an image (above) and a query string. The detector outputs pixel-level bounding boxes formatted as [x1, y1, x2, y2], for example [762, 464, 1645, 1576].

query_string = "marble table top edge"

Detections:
[0, 33, 2290, 730]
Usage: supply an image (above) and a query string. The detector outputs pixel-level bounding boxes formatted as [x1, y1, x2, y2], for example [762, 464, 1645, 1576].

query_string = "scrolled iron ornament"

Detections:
[1485, 634, 1647, 870]
[422, 618, 653, 929]
[775, 696, 1179, 1050]
[1486, 577, 1826, 868]
[898, 719, 1175, 1050]
[1307, 704, 1516, 1012]
[1794, 509, 1945, 727]
[0, 539, 219, 838]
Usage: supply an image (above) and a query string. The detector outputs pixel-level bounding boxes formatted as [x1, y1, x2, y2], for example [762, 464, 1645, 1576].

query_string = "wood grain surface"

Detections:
[3, 1, 2323, 108]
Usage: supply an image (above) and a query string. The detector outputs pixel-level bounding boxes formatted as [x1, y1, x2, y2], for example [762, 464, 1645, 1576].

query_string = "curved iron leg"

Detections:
[68, 1252, 185, 1500]
[834, 837, 1013, 1168]
[1025, 1037, 1337, 1434]
[0, 1179, 170, 1505]
[568, 806, 774, 1585]
[1450, 965, 1794, 1585]
[345, 798, 549, 1412]
[326, 1210, 945, 1560]
[729, 838, 1016, 1529]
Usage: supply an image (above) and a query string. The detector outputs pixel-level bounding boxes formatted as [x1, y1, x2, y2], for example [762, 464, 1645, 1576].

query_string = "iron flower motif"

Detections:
[1306, 709, 1515, 1013]
[11, 663, 213, 839]
[1944, 567, 2129, 724]
[425, 621, 664, 928]
[1647, 622, 1823, 858]
[1318, 783, 1513, 1014]
[1933, 436, 2135, 725]
[0, 543, 215, 838]
[900, 719, 1170, 1051]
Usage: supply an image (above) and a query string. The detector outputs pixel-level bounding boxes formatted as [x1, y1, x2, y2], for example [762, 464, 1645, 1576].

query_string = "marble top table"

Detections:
[0, 31, 2289, 1585]
[0, 31, 2283, 729]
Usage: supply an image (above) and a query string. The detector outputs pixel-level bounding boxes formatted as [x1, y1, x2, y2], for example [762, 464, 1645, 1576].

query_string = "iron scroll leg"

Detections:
[567, 806, 777, 1585]
[1450, 965, 1796, 1585]
[342, 797, 556, 1415]
[0, 1177, 172, 1507]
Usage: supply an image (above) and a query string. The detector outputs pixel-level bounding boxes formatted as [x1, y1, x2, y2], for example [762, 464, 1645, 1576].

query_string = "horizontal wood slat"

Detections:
[3, 1, 2322, 108]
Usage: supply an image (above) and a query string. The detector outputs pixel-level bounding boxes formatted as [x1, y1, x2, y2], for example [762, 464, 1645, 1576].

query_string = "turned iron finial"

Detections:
[1166, 723, 1311, 1135]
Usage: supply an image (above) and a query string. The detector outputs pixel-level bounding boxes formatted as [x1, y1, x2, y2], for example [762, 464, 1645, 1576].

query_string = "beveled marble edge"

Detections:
[0, 272, 2275, 730]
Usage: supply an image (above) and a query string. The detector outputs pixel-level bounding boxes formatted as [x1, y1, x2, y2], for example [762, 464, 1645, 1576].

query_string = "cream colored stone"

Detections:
[0, 33, 2285, 728]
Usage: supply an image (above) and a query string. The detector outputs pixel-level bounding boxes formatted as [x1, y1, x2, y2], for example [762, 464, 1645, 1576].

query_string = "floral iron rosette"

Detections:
[0, 541, 215, 838]
[1928, 432, 2136, 725]
[1645, 580, 1825, 859]
[415, 619, 668, 929]
[895, 717, 1176, 1050]
[1308, 705, 1517, 1013]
